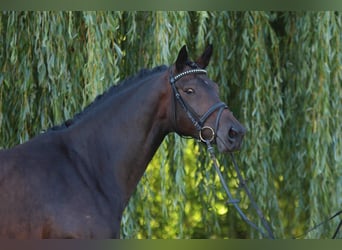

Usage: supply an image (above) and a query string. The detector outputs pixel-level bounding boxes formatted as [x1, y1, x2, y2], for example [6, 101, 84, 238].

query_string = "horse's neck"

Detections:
[66, 71, 171, 205]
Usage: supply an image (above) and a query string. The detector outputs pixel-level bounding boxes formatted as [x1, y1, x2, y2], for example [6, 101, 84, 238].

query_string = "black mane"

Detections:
[49, 65, 168, 131]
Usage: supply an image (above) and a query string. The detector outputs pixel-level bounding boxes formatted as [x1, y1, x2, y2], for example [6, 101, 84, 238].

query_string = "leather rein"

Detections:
[169, 66, 275, 239]
[169, 66, 341, 239]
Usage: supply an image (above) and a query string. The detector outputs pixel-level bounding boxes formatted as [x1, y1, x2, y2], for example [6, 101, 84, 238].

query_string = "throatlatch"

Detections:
[169, 66, 275, 239]
[169, 67, 227, 142]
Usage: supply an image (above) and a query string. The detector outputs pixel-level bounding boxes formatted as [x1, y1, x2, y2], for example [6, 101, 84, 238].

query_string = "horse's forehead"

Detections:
[195, 75, 219, 91]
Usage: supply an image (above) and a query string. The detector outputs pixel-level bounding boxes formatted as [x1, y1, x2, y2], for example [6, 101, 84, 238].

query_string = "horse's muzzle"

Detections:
[227, 125, 246, 151]
[217, 122, 246, 152]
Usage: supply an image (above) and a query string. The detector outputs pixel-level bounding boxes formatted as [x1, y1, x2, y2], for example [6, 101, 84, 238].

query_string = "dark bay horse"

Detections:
[0, 45, 245, 238]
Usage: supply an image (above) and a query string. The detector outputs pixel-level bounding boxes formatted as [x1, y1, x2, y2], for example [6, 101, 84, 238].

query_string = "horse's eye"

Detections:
[185, 88, 195, 95]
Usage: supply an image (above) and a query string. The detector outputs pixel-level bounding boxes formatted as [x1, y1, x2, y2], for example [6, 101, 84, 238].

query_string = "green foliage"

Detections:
[0, 11, 341, 239]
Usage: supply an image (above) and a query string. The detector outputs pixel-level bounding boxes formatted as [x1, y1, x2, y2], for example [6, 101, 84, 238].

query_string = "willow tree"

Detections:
[0, 11, 341, 239]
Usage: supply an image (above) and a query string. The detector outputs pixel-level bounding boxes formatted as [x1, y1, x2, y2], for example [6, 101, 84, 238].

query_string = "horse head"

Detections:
[169, 45, 246, 152]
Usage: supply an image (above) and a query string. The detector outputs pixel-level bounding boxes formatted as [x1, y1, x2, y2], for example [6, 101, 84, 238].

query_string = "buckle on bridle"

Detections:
[199, 126, 215, 143]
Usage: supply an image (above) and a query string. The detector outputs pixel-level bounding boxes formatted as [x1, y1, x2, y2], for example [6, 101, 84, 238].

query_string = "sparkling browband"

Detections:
[171, 69, 207, 83]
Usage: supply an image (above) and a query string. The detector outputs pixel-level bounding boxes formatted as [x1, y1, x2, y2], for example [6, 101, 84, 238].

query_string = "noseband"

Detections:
[169, 67, 227, 142]
[169, 66, 277, 239]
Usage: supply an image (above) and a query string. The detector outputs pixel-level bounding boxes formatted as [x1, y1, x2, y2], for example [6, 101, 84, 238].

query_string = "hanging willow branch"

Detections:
[0, 11, 341, 239]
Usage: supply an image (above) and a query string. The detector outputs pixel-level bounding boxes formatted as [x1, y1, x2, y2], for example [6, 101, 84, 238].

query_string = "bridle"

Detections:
[168, 65, 341, 239]
[169, 65, 275, 239]
[169, 66, 227, 143]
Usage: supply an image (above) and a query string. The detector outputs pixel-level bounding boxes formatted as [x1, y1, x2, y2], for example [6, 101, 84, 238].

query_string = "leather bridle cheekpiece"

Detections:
[169, 65, 277, 240]
[169, 66, 227, 143]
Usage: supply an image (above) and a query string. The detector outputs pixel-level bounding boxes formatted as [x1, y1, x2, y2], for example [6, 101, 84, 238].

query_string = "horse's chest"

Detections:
[43, 211, 120, 238]
[41, 196, 122, 239]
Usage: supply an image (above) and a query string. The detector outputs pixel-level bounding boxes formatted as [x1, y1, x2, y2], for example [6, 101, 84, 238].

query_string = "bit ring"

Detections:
[199, 126, 215, 143]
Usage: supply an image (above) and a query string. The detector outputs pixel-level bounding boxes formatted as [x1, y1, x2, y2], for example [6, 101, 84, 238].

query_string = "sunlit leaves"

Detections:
[0, 11, 341, 239]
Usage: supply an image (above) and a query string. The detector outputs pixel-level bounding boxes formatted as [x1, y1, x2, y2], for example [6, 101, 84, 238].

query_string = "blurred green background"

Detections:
[0, 11, 341, 238]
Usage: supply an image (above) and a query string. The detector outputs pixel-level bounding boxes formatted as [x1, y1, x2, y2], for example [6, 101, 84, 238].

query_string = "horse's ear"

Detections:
[175, 45, 188, 72]
[196, 44, 213, 69]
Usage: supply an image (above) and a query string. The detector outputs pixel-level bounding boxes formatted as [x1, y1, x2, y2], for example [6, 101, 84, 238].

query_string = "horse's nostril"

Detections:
[228, 127, 238, 141]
